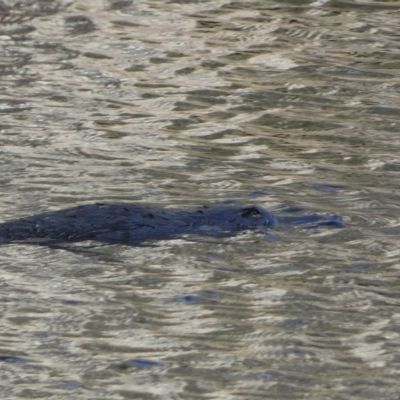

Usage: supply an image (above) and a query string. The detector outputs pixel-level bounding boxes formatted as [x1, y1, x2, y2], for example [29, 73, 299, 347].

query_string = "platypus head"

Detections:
[193, 204, 276, 234]
[236, 206, 276, 229]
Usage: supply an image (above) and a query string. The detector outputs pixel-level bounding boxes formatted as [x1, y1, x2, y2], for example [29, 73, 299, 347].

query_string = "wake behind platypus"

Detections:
[0, 203, 343, 247]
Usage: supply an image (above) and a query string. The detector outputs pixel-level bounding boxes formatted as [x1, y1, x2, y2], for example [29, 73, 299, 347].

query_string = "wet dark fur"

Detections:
[0, 203, 342, 246]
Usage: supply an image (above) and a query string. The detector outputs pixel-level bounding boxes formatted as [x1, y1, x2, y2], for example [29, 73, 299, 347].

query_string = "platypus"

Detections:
[0, 203, 342, 246]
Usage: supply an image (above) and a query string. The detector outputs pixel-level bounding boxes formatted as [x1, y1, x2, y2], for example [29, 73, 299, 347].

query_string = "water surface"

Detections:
[1, 0, 400, 399]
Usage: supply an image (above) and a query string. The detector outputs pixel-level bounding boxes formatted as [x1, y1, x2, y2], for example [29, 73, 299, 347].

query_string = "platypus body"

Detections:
[0, 203, 342, 246]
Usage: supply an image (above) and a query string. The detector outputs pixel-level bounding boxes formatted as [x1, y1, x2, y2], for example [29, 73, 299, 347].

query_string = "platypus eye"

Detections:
[241, 207, 262, 218]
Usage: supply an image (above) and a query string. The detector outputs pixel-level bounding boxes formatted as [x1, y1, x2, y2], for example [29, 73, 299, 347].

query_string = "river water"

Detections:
[1, 0, 400, 398]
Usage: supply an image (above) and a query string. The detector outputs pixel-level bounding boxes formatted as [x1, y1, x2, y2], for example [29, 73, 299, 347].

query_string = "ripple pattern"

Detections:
[1, 0, 400, 399]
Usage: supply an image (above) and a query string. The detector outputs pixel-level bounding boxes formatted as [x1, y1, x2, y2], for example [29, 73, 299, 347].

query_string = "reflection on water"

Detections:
[1, 0, 400, 398]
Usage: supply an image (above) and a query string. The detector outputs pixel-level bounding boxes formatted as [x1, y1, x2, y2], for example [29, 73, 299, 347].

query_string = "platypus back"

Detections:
[0, 203, 277, 246]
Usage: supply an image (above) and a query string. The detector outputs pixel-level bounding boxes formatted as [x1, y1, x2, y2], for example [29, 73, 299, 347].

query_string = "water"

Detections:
[1, 0, 400, 398]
